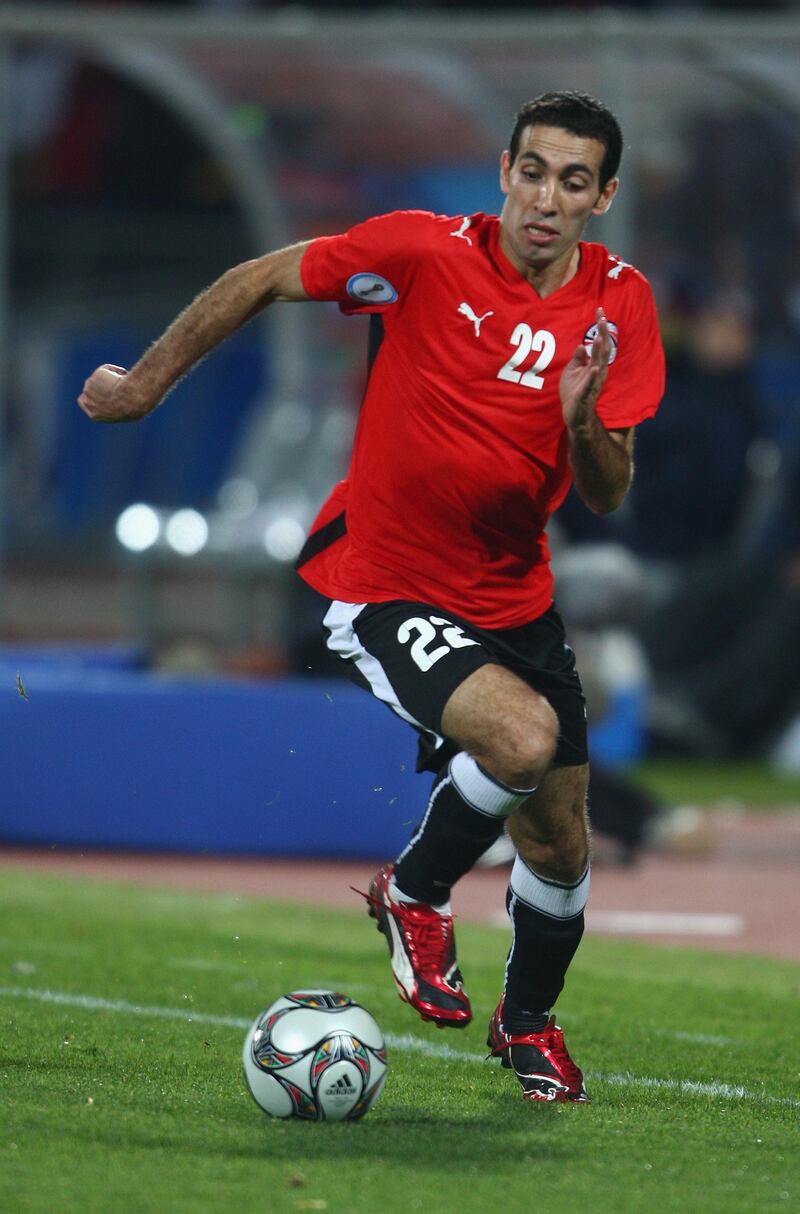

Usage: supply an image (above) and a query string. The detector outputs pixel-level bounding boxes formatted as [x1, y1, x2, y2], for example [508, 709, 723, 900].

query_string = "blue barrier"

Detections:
[1, 669, 640, 859]
[1, 671, 423, 859]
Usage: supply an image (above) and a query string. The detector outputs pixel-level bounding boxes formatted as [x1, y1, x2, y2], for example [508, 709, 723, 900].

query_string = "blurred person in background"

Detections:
[77, 92, 665, 1104]
[622, 286, 800, 760]
[556, 282, 797, 763]
[642, 440, 800, 760]
[626, 286, 761, 572]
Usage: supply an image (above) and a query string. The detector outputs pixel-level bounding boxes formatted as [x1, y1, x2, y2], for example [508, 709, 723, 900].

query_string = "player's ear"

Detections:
[592, 177, 618, 217]
[499, 150, 511, 196]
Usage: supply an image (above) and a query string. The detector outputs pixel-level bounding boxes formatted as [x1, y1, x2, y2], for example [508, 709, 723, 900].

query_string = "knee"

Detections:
[475, 701, 559, 791]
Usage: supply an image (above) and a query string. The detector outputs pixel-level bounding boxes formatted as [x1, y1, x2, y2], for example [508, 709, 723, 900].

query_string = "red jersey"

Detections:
[298, 210, 664, 628]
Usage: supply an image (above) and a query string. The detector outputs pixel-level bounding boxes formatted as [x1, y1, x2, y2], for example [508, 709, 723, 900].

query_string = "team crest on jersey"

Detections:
[583, 320, 618, 363]
[346, 272, 398, 304]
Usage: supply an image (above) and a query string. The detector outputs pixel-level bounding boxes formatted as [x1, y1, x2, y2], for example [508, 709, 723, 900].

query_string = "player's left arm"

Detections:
[560, 307, 635, 514]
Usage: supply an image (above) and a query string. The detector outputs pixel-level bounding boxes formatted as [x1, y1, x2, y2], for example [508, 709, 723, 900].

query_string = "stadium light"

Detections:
[263, 516, 305, 562]
[164, 509, 209, 556]
[115, 503, 161, 552]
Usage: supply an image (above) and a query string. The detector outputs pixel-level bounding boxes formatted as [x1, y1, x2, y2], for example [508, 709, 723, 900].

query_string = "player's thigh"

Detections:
[440, 663, 559, 785]
[506, 762, 590, 881]
[322, 599, 493, 736]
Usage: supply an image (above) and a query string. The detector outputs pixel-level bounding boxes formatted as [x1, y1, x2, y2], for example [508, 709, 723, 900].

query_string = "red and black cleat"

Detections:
[355, 863, 472, 1028]
[487, 997, 589, 1102]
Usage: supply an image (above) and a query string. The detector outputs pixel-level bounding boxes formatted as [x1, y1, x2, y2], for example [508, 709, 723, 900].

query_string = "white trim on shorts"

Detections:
[322, 599, 445, 748]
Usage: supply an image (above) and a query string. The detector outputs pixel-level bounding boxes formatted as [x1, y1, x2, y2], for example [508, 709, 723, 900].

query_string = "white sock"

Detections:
[450, 751, 536, 817]
[509, 856, 590, 917]
[389, 875, 452, 917]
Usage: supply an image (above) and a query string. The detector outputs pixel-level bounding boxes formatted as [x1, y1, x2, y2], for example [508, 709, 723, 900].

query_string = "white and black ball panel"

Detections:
[315, 1059, 366, 1121]
[364, 1050, 388, 1092]
[271, 1006, 383, 1054]
[242, 1040, 295, 1118]
[267, 1052, 314, 1094]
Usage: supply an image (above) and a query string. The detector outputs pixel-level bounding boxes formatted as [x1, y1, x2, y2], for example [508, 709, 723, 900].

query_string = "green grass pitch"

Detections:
[1, 870, 797, 1214]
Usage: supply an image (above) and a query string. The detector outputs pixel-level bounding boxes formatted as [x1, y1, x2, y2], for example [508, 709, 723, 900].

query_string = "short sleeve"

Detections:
[596, 275, 665, 430]
[300, 210, 438, 315]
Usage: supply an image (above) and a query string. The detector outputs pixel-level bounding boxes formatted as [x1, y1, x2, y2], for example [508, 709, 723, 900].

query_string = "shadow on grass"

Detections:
[51, 1093, 582, 1167]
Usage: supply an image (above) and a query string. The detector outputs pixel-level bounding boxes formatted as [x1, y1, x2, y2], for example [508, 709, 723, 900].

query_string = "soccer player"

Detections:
[78, 91, 665, 1103]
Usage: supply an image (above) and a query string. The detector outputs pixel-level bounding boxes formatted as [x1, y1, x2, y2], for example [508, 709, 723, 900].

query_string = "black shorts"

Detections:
[322, 599, 588, 774]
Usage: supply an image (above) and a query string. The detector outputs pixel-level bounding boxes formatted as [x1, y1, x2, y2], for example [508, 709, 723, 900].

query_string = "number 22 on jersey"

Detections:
[497, 324, 556, 390]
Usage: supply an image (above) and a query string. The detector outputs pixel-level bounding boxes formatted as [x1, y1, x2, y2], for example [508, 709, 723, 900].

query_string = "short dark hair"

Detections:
[508, 91, 623, 189]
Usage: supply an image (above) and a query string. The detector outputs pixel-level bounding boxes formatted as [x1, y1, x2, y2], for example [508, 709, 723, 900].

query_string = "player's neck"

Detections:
[523, 244, 582, 298]
[503, 239, 582, 299]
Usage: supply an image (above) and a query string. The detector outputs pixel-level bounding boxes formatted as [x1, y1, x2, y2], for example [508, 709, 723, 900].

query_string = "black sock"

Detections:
[504, 886, 585, 1015]
[502, 1003, 551, 1035]
[393, 767, 506, 904]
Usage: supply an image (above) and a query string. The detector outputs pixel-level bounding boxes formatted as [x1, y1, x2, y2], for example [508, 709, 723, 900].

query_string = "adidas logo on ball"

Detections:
[325, 1076, 356, 1096]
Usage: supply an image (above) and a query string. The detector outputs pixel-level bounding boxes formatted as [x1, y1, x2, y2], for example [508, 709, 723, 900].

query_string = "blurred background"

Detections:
[2, 1, 800, 866]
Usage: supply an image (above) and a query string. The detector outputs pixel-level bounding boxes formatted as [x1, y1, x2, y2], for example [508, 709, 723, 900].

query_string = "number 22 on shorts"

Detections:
[397, 616, 480, 672]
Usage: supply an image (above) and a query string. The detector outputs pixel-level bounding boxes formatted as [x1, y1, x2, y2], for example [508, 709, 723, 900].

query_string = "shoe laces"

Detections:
[539, 1021, 582, 1086]
[352, 880, 454, 974]
[399, 902, 453, 971]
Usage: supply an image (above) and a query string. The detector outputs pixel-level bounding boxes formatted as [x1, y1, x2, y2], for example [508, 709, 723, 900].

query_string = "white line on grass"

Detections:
[384, 1031, 482, 1063]
[599, 1072, 761, 1101]
[13, 951, 735, 1047]
[534, 1009, 745, 1049]
[490, 910, 745, 936]
[587, 911, 744, 936]
[0, 985, 252, 1029]
[1, 984, 795, 1107]
[668, 1029, 745, 1048]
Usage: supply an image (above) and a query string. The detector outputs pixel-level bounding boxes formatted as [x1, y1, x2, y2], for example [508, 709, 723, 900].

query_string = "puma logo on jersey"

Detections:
[607, 256, 633, 280]
[458, 301, 493, 337]
[450, 216, 473, 246]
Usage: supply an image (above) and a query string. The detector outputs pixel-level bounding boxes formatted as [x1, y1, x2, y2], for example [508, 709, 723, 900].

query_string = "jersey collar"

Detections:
[489, 216, 590, 302]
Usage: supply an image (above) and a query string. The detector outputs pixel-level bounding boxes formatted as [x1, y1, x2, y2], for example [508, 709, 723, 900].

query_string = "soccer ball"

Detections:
[242, 990, 388, 1122]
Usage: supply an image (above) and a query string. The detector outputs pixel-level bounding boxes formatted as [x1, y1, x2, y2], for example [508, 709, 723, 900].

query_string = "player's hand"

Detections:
[77, 364, 148, 424]
[560, 307, 612, 433]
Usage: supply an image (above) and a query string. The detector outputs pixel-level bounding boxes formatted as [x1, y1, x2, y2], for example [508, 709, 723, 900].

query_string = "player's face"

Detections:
[499, 124, 618, 283]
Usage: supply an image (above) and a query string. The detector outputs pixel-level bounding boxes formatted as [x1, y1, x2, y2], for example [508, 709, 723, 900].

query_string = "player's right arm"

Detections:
[77, 241, 312, 423]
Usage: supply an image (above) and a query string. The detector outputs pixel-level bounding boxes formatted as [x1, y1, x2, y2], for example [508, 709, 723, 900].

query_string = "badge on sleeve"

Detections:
[346, 273, 398, 304]
[583, 319, 618, 362]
